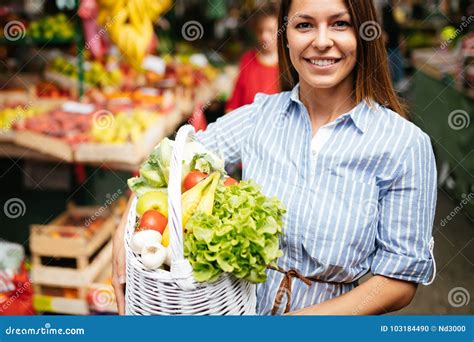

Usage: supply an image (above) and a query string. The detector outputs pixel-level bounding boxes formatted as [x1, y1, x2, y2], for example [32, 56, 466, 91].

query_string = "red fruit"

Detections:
[138, 210, 167, 234]
[183, 171, 208, 191]
[224, 177, 238, 186]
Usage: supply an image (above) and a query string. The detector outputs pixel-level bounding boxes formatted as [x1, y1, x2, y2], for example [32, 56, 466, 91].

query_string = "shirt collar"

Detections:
[289, 83, 373, 134]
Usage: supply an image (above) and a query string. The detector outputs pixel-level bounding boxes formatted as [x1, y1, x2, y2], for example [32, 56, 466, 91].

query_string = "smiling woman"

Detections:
[112, 0, 438, 316]
[278, 0, 406, 118]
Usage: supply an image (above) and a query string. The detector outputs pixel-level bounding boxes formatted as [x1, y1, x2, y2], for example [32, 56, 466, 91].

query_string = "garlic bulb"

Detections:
[141, 242, 167, 270]
[131, 230, 162, 254]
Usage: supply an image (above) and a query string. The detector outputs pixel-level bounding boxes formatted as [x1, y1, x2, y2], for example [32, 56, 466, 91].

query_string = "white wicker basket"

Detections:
[125, 125, 257, 315]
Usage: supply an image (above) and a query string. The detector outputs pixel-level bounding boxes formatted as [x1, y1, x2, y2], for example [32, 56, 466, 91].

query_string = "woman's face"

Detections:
[287, 0, 357, 90]
[256, 16, 278, 54]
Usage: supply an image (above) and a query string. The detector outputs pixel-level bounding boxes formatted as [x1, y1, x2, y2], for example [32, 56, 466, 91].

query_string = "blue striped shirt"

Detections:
[196, 84, 437, 315]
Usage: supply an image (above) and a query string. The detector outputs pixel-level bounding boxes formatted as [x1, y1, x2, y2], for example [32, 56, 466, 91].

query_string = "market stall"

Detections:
[0, 0, 233, 315]
[0, 0, 472, 318]
[412, 42, 473, 218]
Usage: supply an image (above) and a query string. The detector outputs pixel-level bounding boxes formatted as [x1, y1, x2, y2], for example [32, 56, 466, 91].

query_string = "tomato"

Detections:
[224, 177, 238, 186]
[138, 210, 168, 234]
[183, 171, 208, 191]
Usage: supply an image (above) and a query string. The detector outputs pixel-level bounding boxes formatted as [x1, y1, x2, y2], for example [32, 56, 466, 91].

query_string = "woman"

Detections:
[225, 2, 280, 112]
[113, 0, 437, 315]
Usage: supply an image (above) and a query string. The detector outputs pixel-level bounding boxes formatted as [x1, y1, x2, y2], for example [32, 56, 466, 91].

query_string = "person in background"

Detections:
[225, 2, 280, 112]
[382, 1, 405, 90]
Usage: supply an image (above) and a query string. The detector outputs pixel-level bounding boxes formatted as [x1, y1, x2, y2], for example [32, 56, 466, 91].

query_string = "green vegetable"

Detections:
[128, 177, 167, 197]
[184, 181, 286, 284]
[151, 137, 174, 184]
[128, 137, 227, 197]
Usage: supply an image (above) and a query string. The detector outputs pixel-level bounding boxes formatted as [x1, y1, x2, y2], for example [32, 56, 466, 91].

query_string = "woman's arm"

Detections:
[289, 275, 417, 315]
[112, 195, 134, 315]
[292, 130, 436, 316]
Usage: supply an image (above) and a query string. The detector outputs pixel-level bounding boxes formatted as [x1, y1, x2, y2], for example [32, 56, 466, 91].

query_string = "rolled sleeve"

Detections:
[195, 94, 263, 164]
[371, 131, 437, 284]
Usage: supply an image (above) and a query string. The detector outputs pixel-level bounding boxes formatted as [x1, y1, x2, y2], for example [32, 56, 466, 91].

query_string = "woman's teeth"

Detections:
[309, 59, 337, 66]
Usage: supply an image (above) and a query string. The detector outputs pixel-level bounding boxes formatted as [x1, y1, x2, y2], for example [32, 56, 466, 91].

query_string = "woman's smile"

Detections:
[303, 56, 343, 72]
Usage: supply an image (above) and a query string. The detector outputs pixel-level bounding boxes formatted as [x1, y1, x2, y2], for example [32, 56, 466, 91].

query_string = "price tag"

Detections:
[190, 54, 208, 67]
[142, 55, 166, 74]
[62, 101, 95, 115]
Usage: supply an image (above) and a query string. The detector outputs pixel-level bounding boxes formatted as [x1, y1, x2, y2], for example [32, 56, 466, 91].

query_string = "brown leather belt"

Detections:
[268, 265, 341, 315]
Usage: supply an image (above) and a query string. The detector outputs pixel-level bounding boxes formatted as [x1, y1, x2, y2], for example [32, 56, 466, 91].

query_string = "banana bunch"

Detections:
[97, 0, 172, 68]
[91, 110, 159, 144]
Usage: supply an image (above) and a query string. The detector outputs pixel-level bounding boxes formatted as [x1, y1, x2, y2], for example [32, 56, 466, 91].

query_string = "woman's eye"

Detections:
[333, 21, 351, 28]
[295, 22, 312, 30]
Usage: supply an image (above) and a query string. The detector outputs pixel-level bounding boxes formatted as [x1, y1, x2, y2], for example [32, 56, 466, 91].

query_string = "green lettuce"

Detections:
[184, 181, 286, 284]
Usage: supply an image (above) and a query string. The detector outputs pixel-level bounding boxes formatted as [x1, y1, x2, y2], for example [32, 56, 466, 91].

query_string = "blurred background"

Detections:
[0, 0, 472, 315]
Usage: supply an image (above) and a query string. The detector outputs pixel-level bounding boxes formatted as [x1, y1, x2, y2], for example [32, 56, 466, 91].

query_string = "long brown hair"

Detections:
[277, 0, 407, 117]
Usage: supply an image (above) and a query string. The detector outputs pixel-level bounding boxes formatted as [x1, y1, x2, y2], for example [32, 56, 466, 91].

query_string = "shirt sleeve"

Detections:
[196, 94, 262, 164]
[371, 131, 437, 284]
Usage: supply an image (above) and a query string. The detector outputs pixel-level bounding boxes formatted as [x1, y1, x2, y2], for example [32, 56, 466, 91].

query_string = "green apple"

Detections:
[136, 191, 168, 218]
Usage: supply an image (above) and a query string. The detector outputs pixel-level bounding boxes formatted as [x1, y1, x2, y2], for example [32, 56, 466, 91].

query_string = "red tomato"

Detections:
[138, 210, 168, 234]
[183, 171, 208, 191]
[224, 177, 238, 186]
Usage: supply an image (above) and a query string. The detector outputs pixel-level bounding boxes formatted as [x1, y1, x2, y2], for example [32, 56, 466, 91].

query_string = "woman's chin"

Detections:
[303, 79, 341, 90]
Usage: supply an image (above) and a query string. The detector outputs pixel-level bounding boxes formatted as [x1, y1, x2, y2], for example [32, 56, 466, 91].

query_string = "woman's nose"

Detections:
[311, 27, 334, 50]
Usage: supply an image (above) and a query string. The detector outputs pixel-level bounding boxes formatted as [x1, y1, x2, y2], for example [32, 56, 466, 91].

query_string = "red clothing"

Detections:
[226, 50, 279, 111]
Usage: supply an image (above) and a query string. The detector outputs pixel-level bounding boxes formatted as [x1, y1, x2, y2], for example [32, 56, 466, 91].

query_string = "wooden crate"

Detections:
[33, 263, 116, 315]
[14, 130, 74, 162]
[30, 203, 116, 299]
[88, 265, 117, 314]
[75, 108, 183, 165]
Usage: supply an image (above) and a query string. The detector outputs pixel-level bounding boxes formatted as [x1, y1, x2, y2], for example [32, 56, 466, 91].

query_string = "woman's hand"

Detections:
[112, 196, 133, 315]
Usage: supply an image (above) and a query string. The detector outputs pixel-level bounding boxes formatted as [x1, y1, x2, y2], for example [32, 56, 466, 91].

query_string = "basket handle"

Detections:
[167, 124, 196, 290]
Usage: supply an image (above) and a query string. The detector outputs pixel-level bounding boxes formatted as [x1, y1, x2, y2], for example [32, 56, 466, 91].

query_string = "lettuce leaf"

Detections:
[184, 180, 286, 284]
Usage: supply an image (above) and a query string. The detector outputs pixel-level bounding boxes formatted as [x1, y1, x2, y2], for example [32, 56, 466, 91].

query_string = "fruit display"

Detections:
[49, 57, 123, 88]
[14, 108, 92, 145]
[97, 0, 172, 68]
[27, 14, 74, 41]
[90, 109, 159, 144]
[0, 104, 42, 132]
[48, 214, 106, 239]
[162, 54, 219, 88]
[127, 137, 286, 284]
[35, 81, 71, 98]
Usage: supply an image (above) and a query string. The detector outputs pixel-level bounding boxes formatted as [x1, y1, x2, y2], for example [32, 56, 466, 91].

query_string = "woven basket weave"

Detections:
[125, 125, 257, 315]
